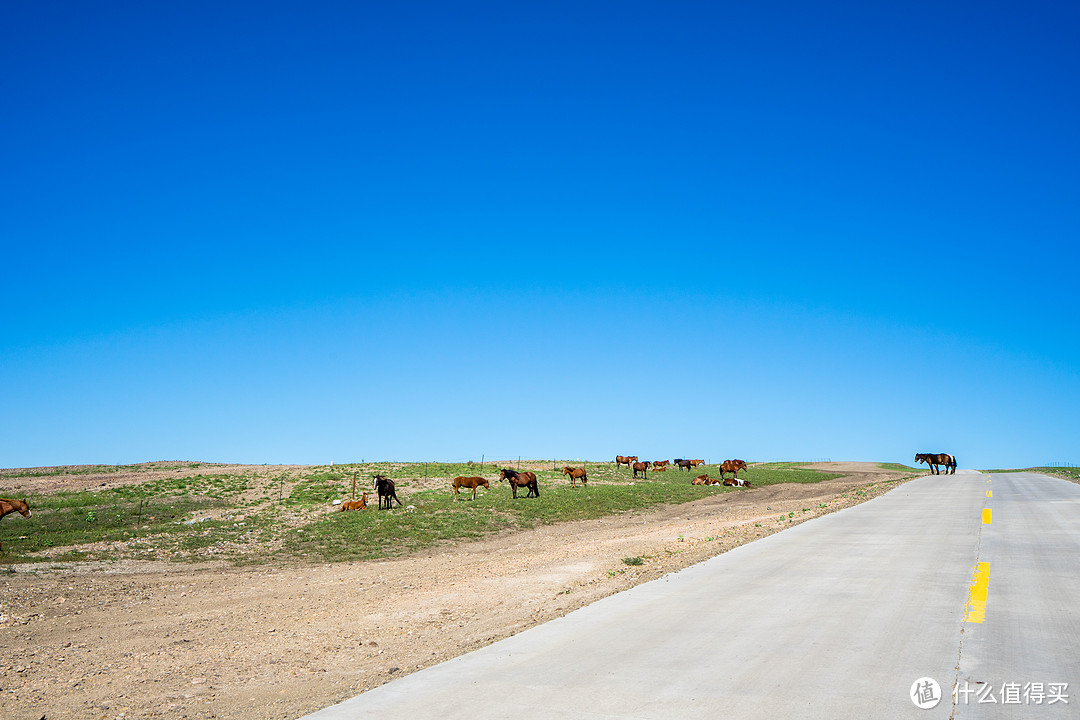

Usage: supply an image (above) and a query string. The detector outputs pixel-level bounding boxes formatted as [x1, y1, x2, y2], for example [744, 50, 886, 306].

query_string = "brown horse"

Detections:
[915, 453, 957, 475]
[719, 459, 748, 481]
[340, 493, 369, 511]
[632, 461, 651, 479]
[562, 466, 588, 488]
[453, 476, 489, 501]
[690, 459, 706, 467]
[374, 475, 402, 509]
[499, 469, 539, 498]
[674, 459, 693, 471]
[652, 460, 670, 469]
[0, 499, 31, 552]
[615, 455, 638, 469]
[692, 474, 709, 485]
[723, 477, 751, 487]
[653, 464, 667, 472]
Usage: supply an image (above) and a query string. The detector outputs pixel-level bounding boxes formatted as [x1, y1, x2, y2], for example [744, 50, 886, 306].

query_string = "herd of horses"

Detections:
[615, 456, 748, 483]
[1, 452, 961, 545]
[343, 456, 753, 512]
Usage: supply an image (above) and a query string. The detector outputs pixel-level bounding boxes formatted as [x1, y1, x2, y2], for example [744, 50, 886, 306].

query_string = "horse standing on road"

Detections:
[915, 453, 957, 475]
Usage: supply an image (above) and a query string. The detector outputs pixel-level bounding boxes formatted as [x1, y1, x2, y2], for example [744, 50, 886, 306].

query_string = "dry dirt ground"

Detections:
[0, 462, 917, 720]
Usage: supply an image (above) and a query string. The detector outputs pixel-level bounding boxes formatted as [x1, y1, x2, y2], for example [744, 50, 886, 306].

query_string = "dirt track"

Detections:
[0, 462, 915, 720]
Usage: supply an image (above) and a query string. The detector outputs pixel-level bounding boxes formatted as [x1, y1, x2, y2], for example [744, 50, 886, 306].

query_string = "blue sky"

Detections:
[3, 1, 1078, 469]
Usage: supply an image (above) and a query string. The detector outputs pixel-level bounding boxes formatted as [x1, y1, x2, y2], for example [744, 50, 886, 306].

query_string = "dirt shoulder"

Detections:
[0, 463, 917, 720]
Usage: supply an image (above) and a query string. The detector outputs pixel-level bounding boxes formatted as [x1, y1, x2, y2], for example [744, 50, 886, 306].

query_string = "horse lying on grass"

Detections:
[340, 493, 369, 511]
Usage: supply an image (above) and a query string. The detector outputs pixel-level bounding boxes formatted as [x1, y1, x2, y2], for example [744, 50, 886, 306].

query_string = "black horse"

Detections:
[374, 474, 402, 509]
[915, 453, 957, 475]
[499, 468, 539, 499]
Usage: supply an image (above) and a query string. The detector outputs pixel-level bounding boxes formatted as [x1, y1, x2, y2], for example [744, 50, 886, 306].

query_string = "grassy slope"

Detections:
[0, 461, 851, 565]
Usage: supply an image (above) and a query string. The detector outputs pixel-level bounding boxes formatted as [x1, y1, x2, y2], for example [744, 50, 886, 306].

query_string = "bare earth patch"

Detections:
[0, 462, 914, 720]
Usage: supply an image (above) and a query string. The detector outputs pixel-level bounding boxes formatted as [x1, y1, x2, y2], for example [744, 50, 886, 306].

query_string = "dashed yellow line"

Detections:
[965, 562, 990, 623]
[982, 508, 992, 524]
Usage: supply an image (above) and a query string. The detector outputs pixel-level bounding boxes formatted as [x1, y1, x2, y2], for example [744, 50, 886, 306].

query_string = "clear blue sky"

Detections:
[3, 1, 1078, 469]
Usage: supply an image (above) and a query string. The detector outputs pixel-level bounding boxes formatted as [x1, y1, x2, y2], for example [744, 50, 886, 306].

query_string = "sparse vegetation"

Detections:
[0, 460, 846, 565]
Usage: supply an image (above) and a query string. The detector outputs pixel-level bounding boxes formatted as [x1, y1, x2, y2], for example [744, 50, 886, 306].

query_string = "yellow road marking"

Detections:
[982, 508, 992, 524]
[987, 490, 993, 498]
[966, 562, 990, 623]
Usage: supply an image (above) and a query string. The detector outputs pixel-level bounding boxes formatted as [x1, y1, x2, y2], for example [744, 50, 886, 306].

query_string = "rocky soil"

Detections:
[0, 462, 914, 720]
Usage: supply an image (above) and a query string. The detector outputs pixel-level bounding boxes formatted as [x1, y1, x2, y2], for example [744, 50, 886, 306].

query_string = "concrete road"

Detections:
[300, 470, 1079, 719]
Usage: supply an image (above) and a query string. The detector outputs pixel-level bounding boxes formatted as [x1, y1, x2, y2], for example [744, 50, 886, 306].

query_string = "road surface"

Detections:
[300, 470, 1079, 719]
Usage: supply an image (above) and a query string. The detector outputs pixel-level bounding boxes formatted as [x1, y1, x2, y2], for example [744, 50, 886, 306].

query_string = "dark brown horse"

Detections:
[719, 459, 748, 481]
[562, 466, 588, 487]
[915, 453, 957, 475]
[453, 476, 489, 501]
[674, 459, 693, 471]
[632, 461, 651, 479]
[615, 455, 637, 469]
[499, 468, 539, 498]
[0, 498, 31, 552]
[374, 474, 402, 509]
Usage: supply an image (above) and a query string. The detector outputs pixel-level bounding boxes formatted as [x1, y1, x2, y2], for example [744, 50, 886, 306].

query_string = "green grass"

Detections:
[878, 463, 920, 472]
[280, 463, 845, 562]
[986, 466, 1080, 480]
[0, 461, 846, 565]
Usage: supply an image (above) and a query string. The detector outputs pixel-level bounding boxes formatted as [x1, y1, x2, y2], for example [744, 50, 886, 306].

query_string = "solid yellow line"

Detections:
[982, 508, 992, 524]
[965, 562, 990, 623]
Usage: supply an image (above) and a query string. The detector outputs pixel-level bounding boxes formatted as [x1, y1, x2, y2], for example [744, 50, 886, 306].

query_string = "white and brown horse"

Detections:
[915, 453, 957, 475]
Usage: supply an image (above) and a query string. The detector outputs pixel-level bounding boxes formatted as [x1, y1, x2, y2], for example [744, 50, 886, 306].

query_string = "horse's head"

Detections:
[18, 499, 30, 517]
